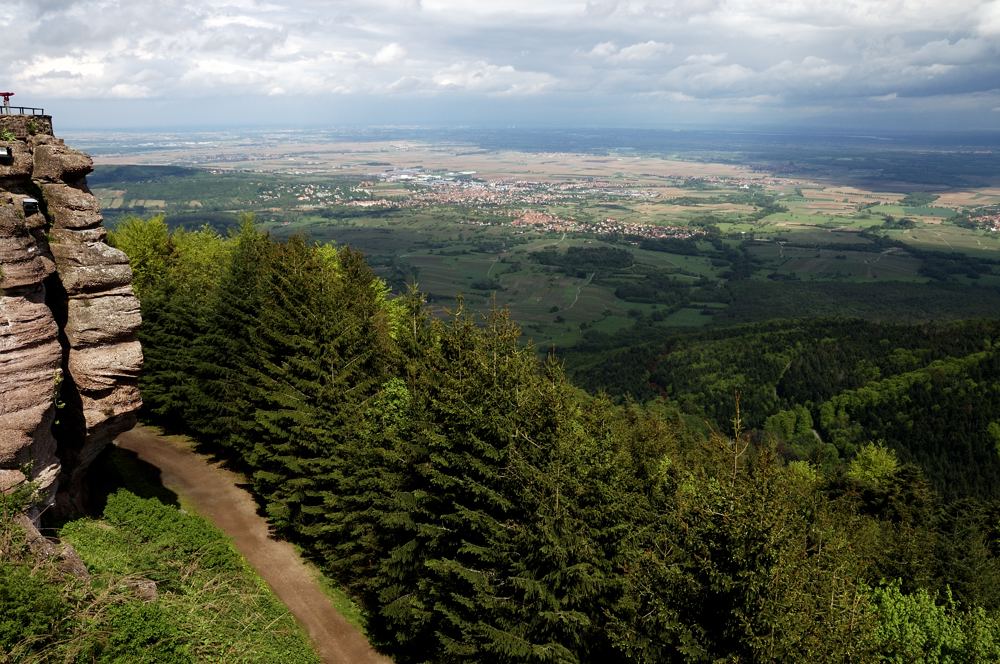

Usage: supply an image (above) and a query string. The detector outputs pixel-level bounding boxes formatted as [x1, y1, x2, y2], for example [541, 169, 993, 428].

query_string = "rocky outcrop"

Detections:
[0, 115, 142, 517]
[0, 183, 61, 501]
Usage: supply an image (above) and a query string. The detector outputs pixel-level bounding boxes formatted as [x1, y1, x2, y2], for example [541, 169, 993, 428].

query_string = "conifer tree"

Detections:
[186, 216, 273, 450]
[136, 226, 230, 427]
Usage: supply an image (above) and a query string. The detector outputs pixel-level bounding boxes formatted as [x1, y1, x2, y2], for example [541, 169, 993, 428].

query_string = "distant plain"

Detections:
[81, 128, 1000, 349]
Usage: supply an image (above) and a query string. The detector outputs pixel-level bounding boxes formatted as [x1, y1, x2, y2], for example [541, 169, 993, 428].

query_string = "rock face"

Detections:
[0, 115, 142, 517]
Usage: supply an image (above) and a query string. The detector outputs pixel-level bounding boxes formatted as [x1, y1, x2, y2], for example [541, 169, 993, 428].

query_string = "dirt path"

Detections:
[565, 271, 595, 310]
[115, 426, 390, 664]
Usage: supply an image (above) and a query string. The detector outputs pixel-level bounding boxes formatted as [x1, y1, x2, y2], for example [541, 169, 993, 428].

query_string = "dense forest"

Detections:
[78, 214, 1000, 662]
[564, 318, 1000, 500]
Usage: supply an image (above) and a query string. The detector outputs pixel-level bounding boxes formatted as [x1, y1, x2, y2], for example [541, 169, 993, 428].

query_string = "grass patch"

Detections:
[663, 307, 716, 327]
[60, 491, 320, 663]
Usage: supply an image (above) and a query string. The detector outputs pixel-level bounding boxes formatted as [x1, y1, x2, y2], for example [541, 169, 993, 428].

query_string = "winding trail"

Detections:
[565, 271, 595, 311]
[487, 254, 500, 277]
[115, 426, 390, 664]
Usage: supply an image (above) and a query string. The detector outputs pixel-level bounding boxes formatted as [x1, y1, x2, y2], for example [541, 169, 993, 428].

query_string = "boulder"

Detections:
[66, 286, 142, 347]
[0, 295, 61, 416]
[33, 141, 93, 182]
[0, 229, 53, 291]
[49, 236, 133, 294]
[38, 182, 103, 229]
[49, 226, 107, 244]
[80, 386, 141, 439]
[0, 403, 55, 465]
[68, 340, 143, 392]
[0, 469, 26, 492]
[0, 141, 34, 179]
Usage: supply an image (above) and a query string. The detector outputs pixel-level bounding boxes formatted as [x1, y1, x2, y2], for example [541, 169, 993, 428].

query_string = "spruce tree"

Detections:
[186, 216, 273, 450]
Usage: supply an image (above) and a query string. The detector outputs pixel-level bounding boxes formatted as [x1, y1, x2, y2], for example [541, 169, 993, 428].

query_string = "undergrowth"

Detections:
[1, 490, 318, 662]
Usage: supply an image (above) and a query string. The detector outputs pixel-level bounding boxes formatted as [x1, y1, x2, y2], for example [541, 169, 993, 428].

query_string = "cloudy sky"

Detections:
[3, 0, 1000, 129]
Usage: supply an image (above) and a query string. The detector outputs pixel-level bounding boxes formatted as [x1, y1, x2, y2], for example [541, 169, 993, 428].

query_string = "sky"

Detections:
[3, 0, 1000, 130]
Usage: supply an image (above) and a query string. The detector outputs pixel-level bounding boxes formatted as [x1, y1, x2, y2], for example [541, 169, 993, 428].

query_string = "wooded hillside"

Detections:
[104, 215, 1000, 662]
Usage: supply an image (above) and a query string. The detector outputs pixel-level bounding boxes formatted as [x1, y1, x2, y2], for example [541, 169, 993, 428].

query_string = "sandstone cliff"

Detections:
[0, 114, 142, 517]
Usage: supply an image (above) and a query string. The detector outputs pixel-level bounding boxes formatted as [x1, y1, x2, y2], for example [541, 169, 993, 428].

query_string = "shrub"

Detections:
[76, 601, 191, 663]
[0, 563, 69, 653]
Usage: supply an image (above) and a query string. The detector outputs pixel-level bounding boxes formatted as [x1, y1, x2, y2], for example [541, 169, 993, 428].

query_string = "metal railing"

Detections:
[0, 106, 46, 115]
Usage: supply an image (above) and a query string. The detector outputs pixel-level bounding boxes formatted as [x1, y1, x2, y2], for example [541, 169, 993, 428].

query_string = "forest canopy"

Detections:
[98, 215, 1000, 662]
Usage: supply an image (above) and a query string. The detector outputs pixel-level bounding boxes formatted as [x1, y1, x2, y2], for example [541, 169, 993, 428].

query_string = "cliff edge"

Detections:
[0, 113, 142, 518]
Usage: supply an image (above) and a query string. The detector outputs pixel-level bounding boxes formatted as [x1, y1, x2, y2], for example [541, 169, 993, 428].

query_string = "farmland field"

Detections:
[82, 128, 1000, 350]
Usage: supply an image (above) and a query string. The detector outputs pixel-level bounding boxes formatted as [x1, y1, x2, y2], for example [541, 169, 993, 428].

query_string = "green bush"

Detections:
[872, 581, 1000, 662]
[64, 490, 237, 590]
[76, 601, 191, 663]
[0, 563, 69, 653]
[60, 490, 319, 662]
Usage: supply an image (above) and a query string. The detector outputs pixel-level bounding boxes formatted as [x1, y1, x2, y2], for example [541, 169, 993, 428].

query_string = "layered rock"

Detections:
[0, 115, 142, 517]
[0, 188, 61, 500]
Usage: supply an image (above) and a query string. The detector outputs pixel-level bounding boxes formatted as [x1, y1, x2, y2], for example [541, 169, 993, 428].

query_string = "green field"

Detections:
[887, 225, 1000, 257]
[93, 163, 1000, 349]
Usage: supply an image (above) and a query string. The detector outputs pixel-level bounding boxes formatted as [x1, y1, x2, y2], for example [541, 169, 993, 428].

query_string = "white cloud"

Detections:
[685, 53, 727, 65]
[203, 15, 276, 30]
[663, 59, 754, 95]
[432, 61, 554, 95]
[589, 41, 618, 57]
[388, 76, 423, 92]
[590, 40, 673, 62]
[422, 0, 582, 16]
[976, 0, 1000, 35]
[764, 56, 848, 84]
[0, 0, 997, 125]
[20, 55, 105, 80]
[108, 83, 153, 98]
[611, 40, 673, 61]
[373, 42, 406, 65]
[640, 90, 697, 102]
[910, 38, 993, 66]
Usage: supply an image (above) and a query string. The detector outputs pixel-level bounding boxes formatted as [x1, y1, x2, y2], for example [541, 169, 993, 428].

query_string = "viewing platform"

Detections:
[0, 113, 54, 139]
[0, 92, 53, 137]
[0, 105, 46, 116]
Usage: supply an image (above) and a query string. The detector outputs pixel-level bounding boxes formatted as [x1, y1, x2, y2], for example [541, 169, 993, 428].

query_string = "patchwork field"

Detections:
[87, 134, 1000, 348]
